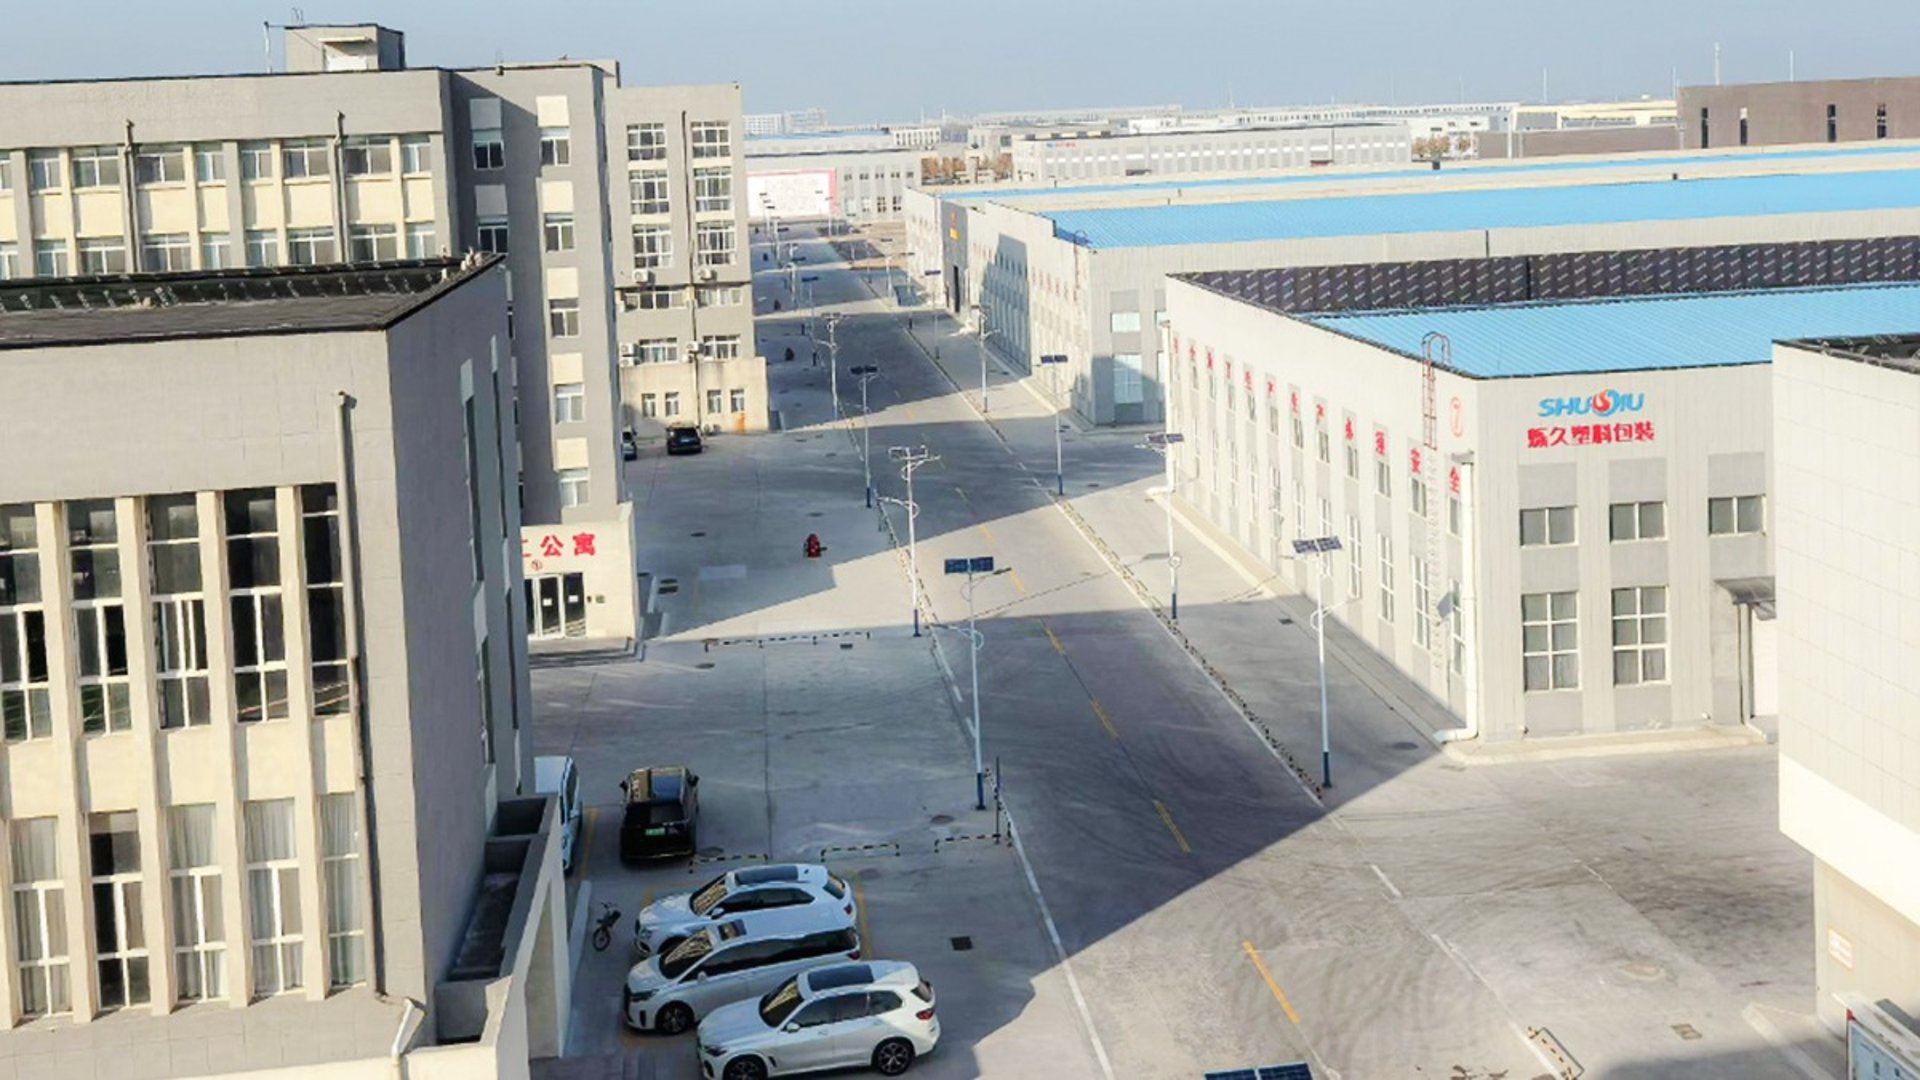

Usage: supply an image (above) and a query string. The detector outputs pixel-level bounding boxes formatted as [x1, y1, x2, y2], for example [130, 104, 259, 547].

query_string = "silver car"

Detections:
[634, 863, 855, 959]
[624, 911, 862, 1034]
[695, 961, 939, 1079]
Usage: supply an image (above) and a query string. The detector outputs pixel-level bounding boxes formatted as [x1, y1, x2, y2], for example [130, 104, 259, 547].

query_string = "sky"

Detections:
[6, 1, 1920, 124]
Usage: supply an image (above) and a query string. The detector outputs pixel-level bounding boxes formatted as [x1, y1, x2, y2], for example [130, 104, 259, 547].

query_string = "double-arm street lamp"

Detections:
[1292, 536, 1344, 790]
[883, 445, 936, 637]
[1138, 432, 1185, 620]
[850, 365, 880, 507]
[1039, 354, 1069, 495]
[946, 556, 1010, 810]
[968, 304, 997, 414]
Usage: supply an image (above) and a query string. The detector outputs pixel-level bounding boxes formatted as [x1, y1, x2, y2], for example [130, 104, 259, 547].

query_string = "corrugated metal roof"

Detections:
[943, 141, 1920, 204]
[1300, 281, 1920, 377]
[1047, 167, 1920, 249]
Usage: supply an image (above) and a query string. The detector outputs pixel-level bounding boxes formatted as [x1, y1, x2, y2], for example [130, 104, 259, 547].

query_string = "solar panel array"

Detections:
[1186, 235, 1920, 316]
[1202, 1065, 1315, 1080]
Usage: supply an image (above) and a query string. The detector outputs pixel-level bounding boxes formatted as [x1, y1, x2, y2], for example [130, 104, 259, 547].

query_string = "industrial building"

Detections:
[0, 260, 569, 1077]
[1772, 333, 1920, 1047]
[743, 131, 924, 225]
[1165, 264, 1920, 742]
[0, 22, 762, 641]
[1682, 76, 1920, 149]
[907, 141, 1920, 426]
[1005, 121, 1412, 183]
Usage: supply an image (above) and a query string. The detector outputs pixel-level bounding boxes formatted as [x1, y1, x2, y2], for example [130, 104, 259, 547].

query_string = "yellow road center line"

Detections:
[576, 808, 598, 880]
[1090, 700, 1118, 739]
[1044, 625, 1066, 654]
[1153, 799, 1191, 854]
[977, 522, 997, 544]
[855, 880, 872, 956]
[1241, 941, 1303, 1025]
[1008, 568, 1028, 594]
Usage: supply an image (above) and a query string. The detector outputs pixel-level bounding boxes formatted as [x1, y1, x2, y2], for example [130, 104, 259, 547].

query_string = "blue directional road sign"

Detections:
[944, 556, 995, 575]
[1292, 537, 1343, 555]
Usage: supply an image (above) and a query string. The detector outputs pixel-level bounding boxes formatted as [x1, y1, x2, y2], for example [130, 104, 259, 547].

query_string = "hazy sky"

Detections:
[7, 1, 1920, 123]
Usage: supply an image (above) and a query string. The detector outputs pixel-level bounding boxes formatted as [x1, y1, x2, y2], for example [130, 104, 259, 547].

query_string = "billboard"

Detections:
[746, 169, 836, 219]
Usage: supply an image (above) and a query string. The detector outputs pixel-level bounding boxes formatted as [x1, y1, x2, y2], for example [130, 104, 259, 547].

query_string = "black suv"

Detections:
[619, 767, 699, 861]
[666, 426, 704, 456]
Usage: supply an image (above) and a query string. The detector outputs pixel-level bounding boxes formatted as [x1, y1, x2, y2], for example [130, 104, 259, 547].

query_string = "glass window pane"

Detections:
[1610, 504, 1635, 540]
[1708, 498, 1733, 534]
[1521, 593, 1547, 621]
[1549, 507, 1575, 543]
[1552, 623, 1578, 650]
[1614, 620, 1640, 646]
[1738, 496, 1764, 533]
[1643, 616, 1668, 645]
[1523, 657, 1550, 690]
[1644, 649, 1668, 681]
[1551, 592, 1578, 619]
[1612, 588, 1637, 615]
[1551, 654, 1580, 688]
[1641, 502, 1665, 538]
[1615, 652, 1640, 685]
[1519, 511, 1542, 546]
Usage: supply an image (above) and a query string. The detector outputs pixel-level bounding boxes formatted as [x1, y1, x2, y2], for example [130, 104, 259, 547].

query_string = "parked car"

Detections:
[695, 961, 938, 1079]
[619, 767, 699, 862]
[622, 428, 640, 461]
[623, 911, 862, 1034]
[667, 425, 704, 455]
[633, 863, 855, 960]
[533, 755, 583, 874]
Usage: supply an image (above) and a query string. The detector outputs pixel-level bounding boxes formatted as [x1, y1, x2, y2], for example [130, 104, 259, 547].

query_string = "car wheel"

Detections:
[655, 1002, 695, 1036]
[873, 1038, 916, 1076]
[722, 1057, 768, 1080]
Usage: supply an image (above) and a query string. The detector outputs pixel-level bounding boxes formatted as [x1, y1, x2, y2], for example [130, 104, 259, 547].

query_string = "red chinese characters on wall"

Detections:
[1343, 417, 1355, 441]
[1448, 466, 1461, 493]
[522, 531, 599, 562]
[1266, 378, 1276, 397]
[1373, 430, 1387, 456]
[1290, 390, 1301, 413]
[1409, 448, 1423, 475]
[1525, 421, 1656, 449]
[1243, 371, 1253, 391]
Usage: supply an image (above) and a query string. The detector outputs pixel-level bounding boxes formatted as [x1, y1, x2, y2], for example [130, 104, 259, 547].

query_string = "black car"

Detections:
[619, 767, 699, 862]
[666, 426, 704, 456]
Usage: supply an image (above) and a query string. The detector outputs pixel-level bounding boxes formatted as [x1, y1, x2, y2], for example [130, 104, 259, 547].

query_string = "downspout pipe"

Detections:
[336, 392, 389, 992]
[1436, 454, 1480, 744]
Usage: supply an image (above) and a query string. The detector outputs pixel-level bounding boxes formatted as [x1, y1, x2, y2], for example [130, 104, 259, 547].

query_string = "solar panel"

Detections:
[1202, 1065, 1312, 1080]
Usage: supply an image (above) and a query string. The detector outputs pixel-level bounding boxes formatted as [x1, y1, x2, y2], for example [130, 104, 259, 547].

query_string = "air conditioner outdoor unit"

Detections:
[632, 269, 654, 285]
[696, 267, 717, 282]
[618, 343, 638, 362]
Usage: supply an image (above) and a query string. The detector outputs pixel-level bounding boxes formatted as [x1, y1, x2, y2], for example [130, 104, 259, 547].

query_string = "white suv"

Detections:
[696, 961, 939, 1079]
[634, 864, 855, 960]
[624, 910, 862, 1035]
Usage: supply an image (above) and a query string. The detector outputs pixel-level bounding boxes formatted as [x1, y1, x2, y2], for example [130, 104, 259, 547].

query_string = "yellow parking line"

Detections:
[1090, 700, 1118, 739]
[1008, 568, 1028, 594]
[854, 880, 872, 956]
[1044, 625, 1066, 654]
[576, 808, 598, 880]
[1153, 799, 1191, 854]
[1240, 941, 1302, 1024]
[977, 522, 997, 544]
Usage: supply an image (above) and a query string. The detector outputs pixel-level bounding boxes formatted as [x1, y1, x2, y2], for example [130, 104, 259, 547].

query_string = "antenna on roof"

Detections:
[291, 7, 306, 23]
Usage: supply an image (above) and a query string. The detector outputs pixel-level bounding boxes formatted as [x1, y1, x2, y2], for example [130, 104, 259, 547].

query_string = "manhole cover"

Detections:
[1390, 741, 1419, 751]
[1278, 617, 1294, 625]
[1671, 1023, 1703, 1041]
[930, 814, 954, 825]
[839, 642, 854, 650]
[697, 846, 724, 858]
[690, 531, 707, 538]
[1085, 482, 1101, 488]
[695, 662, 715, 670]
[658, 579, 679, 595]
[950, 936, 973, 952]
[825, 452, 838, 458]
[808, 511, 824, 518]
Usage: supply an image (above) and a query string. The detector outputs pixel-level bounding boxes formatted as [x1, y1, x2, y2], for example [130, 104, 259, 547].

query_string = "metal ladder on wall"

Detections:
[1421, 333, 1451, 697]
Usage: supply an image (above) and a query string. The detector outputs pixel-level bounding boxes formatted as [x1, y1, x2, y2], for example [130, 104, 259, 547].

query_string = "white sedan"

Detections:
[634, 863, 854, 959]
[695, 961, 939, 1079]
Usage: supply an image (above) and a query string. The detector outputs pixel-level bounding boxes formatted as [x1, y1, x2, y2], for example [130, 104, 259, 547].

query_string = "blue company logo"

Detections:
[1538, 390, 1645, 418]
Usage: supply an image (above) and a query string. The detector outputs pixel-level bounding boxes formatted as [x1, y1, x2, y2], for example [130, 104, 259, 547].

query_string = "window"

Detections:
[1377, 533, 1395, 623]
[1878, 104, 1890, 139]
[1449, 578, 1465, 673]
[1608, 501, 1665, 541]
[70, 500, 130, 735]
[1344, 442, 1359, 480]
[245, 230, 279, 268]
[1739, 109, 1750, 147]
[400, 136, 432, 176]
[1410, 474, 1429, 517]
[1317, 423, 1330, 464]
[539, 127, 571, 166]
[1612, 586, 1668, 685]
[554, 382, 586, 424]
[1448, 491, 1462, 536]
[1708, 495, 1765, 536]
[167, 805, 225, 1001]
[28, 150, 62, 192]
[1, 505, 51, 742]
[472, 127, 505, 171]
[640, 393, 658, 418]
[627, 122, 667, 162]
[321, 794, 366, 988]
[700, 335, 743, 360]
[1291, 412, 1304, 449]
[707, 389, 724, 414]
[89, 811, 149, 1010]
[476, 216, 509, 255]
[558, 468, 590, 508]
[690, 120, 732, 159]
[0, 244, 13, 281]
[78, 238, 128, 275]
[663, 391, 682, 417]
[405, 223, 436, 259]
[1110, 310, 1142, 334]
[1346, 515, 1362, 599]
[149, 494, 210, 729]
[344, 225, 396, 263]
[1374, 455, 1391, 498]
[462, 398, 486, 587]
[1827, 104, 1839, 143]
[625, 287, 678, 311]
[1114, 353, 1144, 405]
[135, 146, 186, 185]
[72, 146, 121, 189]
[226, 490, 288, 724]
[240, 142, 274, 181]
[696, 221, 736, 266]
[730, 388, 747, 413]
[1410, 553, 1432, 648]
[342, 136, 392, 177]
[543, 213, 575, 253]
[287, 228, 336, 266]
[630, 170, 671, 215]
[1699, 107, 1711, 149]
[245, 799, 303, 997]
[35, 240, 70, 278]
[282, 139, 330, 179]
[633, 225, 672, 269]
[547, 298, 580, 338]
[1519, 506, 1576, 547]
[638, 339, 678, 364]
[693, 166, 732, 213]
[11, 819, 69, 1017]
[300, 486, 349, 716]
[200, 233, 232, 270]
[1522, 591, 1579, 691]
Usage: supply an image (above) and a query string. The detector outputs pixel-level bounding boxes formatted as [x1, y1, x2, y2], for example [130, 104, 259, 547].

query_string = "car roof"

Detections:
[800, 960, 917, 996]
[532, 755, 570, 792]
[624, 766, 687, 803]
[725, 905, 857, 940]
[731, 863, 819, 887]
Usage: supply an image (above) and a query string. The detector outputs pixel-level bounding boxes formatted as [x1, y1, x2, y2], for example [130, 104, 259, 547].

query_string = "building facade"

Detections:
[0, 261, 568, 1077]
[1773, 335, 1920, 1037]
[1006, 122, 1411, 182]
[745, 138, 923, 226]
[1681, 77, 1920, 149]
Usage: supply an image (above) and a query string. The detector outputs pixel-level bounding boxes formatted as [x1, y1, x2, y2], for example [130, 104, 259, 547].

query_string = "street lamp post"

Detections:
[1292, 536, 1344, 789]
[800, 274, 819, 338]
[946, 556, 1010, 811]
[1039, 354, 1069, 496]
[969, 304, 996, 415]
[886, 446, 936, 637]
[1140, 433, 1186, 620]
[826, 313, 842, 420]
[851, 365, 880, 507]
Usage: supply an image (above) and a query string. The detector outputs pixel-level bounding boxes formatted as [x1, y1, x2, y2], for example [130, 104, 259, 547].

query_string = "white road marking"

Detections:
[1370, 862, 1403, 900]
[1004, 801, 1118, 1080]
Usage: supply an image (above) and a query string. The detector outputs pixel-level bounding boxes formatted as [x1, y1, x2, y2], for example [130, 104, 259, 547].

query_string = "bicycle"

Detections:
[590, 900, 621, 952]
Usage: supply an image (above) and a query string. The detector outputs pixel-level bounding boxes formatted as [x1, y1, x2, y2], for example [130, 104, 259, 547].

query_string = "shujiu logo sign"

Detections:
[1538, 389, 1645, 418]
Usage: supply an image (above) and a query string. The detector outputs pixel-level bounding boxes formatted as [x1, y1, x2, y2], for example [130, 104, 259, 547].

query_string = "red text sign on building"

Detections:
[1373, 430, 1387, 456]
[1526, 422, 1655, 449]
[522, 531, 598, 561]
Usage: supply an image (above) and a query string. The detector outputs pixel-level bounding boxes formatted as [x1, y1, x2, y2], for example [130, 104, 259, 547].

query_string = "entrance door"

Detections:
[1750, 610, 1779, 717]
[527, 573, 589, 639]
[561, 572, 587, 637]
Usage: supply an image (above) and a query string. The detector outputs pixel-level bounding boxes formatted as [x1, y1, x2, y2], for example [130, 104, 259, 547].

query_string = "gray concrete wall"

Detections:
[1682, 77, 1920, 148]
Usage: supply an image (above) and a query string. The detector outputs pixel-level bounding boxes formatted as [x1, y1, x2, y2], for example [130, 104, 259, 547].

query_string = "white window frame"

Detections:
[695, 221, 736, 267]
[169, 804, 226, 1002]
[476, 216, 509, 255]
[71, 146, 121, 189]
[245, 800, 303, 998]
[663, 391, 681, 417]
[286, 228, 336, 266]
[28, 151, 62, 193]
[558, 469, 590, 508]
[638, 339, 678, 365]
[697, 285, 743, 307]
[543, 213, 575, 253]
[632, 225, 672, 269]
[194, 146, 226, 184]
[320, 794, 366, 989]
[1, 505, 50, 743]
[78, 238, 128, 275]
[239, 142, 275, 182]
[1346, 515, 1362, 599]
[1449, 578, 1465, 674]
[135, 146, 187, 186]
[706, 388, 724, 415]
[347, 225, 398, 262]
[282, 139, 331, 180]
[1708, 494, 1765, 536]
[690, 120, 732, 159]
[200, 233, 232, 270]
[1609, 500, 1667, 541]
[553, 382, 586, 424]
[1411, 555, 1430, 648]
[245, 230, 279, 268]
[1378, 532, 1395, 623]
[700, 335, 742, 360]
[89, 811, 150, 1011]
[399, 136, 432, 176]
[69, 500, 130, 735]
[639, 393, 658, 418]
[1519, 506, 1577, 547]
[630, 171, 671, 215]
[627, 122, 667, 162]
[0, 243, 15, 281]
[539, 127, 572, 167]
[341, 136, 392, 177]
[1611, 585, 1669, 686]
[547, 298, 580, 338]
[693, 166, 732, 213]
[729, 388, 747, 413]
[10, 818, 69, 1017]
[227, 490, 288, 725]
[471, 128, 505, 171]
[405, 224, 437, 259]
[1522, 591, 1579, 692]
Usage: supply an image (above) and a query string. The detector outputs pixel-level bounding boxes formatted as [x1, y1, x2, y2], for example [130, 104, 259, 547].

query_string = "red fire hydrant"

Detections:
[804, 533, 823, 559]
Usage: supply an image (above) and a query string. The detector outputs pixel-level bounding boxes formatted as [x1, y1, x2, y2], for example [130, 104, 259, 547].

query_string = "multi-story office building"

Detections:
[0, 260, 568, 1077]
[0, 22, 763, 641]
[745, 132, 924, 226]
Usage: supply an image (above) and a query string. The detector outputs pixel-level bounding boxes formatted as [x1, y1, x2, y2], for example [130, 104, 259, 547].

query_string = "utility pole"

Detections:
[1040, 354, 1069, 495]
[1140, 433, 1185, 620]
[969, 304, 995, 415]
[826, 313, 842, 420]
[1292, 536, 1343, 789]
[885, 446, 936, 637]
[851, 365, 880, 507]
[947, 557, 1009, 811]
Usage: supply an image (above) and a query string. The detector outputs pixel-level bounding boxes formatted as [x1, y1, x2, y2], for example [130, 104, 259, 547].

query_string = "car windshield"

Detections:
[627, 801, 683, 827]
[758, 976, 804, 1027]
[689, 874, 730, 916]
[658, 929, 713, 980]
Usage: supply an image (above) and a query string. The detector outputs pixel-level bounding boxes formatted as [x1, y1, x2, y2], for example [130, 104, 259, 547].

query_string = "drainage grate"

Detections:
[1278, 617, 1294, 625]
[809, 511, 825, 518]
[949, 936, 972, 951]
[1085, 482, 1101, 488]
[690, 531, 707, 538]
[695, 662, 715, 670]
[1672, 1023, 1703, 1041]
[1390, 741, 1419, 751]
[657, 579, 680, 595]
[839, 642, 854, 650]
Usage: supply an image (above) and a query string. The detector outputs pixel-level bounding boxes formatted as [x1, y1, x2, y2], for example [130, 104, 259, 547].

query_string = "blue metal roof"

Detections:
[943, 141, 1920, 205]
[1046, 167, 1920, 249]
[1301, 282, 1920, 377]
